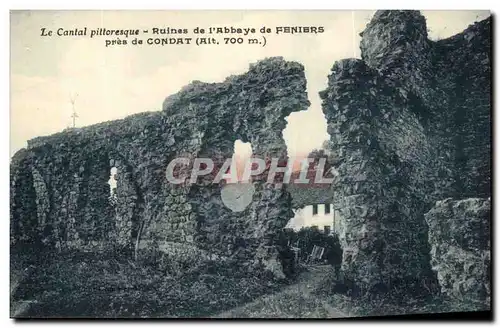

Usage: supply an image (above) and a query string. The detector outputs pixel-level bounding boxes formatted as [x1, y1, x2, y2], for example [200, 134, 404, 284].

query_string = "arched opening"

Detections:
[232, 139, 253, 182]
[108, 166, 118, 204]
[220, 140, 254, 213]
[280, 203, 344, 281]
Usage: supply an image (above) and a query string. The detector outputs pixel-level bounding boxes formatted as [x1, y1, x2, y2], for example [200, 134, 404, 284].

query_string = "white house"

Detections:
[286, 203, 342, 235]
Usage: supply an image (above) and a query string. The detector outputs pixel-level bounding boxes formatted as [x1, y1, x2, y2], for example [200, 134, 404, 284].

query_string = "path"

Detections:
[212, 265, 350, 319]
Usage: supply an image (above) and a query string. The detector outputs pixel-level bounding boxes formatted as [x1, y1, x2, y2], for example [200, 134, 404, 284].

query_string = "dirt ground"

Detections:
[212, 265, 350, 318]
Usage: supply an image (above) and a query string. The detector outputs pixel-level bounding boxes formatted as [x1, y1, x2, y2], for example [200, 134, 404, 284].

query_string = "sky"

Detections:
[10, 10, 490, 159]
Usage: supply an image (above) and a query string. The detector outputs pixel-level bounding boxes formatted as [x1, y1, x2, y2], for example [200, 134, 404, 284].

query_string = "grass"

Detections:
[213, 265, 348, 318]
[11, 249, 490, 319]
[311, 273, 491, 318]
[11, 250, 283, 318]
[216, 286, 331, 318]
[322, 292, 490, 318]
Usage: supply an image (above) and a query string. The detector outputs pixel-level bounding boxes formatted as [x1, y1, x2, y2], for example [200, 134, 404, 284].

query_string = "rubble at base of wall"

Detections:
[424, 198, 490, 306]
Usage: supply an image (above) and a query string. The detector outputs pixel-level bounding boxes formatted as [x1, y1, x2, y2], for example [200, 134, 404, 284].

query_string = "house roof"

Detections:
[287, 183, 333, 209]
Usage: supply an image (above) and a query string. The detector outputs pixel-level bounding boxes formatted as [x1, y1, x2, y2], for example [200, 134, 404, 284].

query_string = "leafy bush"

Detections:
[280, 227, 341, 263]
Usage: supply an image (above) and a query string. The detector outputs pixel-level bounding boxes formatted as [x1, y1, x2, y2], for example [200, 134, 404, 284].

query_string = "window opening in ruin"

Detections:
[108, 167, 118, 203]
[325, 203, 331, 214]
[232, 139, 253, 182]
[312, 204, 318, 215]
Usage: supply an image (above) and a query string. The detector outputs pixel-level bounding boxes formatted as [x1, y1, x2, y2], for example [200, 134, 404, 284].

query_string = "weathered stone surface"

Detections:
[321, 11, 490, 294]
[361, 10, 491, 199]
[435, 19, 492, 198]
[320, 58, 436, 294]
[424, 198, 490, 305]
[10, 11, 491, 292]
[10, 57, 310, 277]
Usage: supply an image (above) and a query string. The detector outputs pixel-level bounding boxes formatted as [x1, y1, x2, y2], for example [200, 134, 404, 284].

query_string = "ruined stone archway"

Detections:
[11, 11, 491, 288]
[10, 57, 310, 277]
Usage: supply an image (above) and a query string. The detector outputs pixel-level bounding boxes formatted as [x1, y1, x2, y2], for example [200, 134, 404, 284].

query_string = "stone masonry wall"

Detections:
[434, 20, 491, 198]
[10, 57, 310, 277]
[361, 10, 491, 199]
[321, 11, 490, 294]
[320, 59, 436, 294]
[11, 12, 491, 290]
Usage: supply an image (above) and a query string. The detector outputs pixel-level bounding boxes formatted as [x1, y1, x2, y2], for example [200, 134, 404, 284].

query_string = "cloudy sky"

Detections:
[10, 10, 490, 159]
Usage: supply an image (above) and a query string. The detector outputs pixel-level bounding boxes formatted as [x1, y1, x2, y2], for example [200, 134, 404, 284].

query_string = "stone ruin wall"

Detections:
[320, 58, 436, 294]
[10, 11, 491, 296]
[359, 10, 491, 199]
[10, 57, 310, 277]
[321, 10, 490, 297]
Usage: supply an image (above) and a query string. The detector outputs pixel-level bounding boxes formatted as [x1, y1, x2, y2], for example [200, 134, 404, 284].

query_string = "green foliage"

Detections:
[281, 227, 341, 263]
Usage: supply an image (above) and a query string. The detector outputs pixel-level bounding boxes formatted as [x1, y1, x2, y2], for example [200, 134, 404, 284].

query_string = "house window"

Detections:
[324, 226, 331, 235]
[325, 203, 331, 214]
[312, 204, 318, 215]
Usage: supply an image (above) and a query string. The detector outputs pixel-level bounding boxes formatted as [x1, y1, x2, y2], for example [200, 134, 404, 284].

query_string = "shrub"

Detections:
[280, 227, 341, 263]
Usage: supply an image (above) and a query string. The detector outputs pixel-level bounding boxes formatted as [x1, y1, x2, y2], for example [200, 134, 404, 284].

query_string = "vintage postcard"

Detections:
[10, 10, 491, 319]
